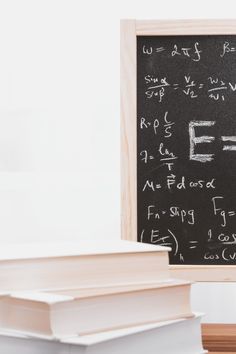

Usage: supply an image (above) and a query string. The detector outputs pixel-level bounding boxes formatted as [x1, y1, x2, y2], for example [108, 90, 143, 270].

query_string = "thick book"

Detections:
[0, 279, 192, 337]
[0, 314, 206, 354]
[0, 241, 170, 292]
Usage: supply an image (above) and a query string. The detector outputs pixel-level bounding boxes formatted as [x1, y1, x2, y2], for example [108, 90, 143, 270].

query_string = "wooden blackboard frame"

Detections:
[120, 19, 236, 281]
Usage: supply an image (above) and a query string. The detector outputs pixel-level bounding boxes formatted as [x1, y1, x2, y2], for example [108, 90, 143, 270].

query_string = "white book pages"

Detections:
[0, 241, 170, 261]
[0, 314, 205, 354]
[2, 280, 193, 337]
[0, 248, 170, 292]
[67, 314, 204, 354]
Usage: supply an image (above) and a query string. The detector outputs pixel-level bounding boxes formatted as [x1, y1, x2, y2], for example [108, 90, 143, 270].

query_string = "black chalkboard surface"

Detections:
[137, 35, 236, 265]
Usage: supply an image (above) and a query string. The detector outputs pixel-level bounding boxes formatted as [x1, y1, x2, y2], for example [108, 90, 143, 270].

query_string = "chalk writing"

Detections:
[144, 75, 236, 102]
[137, 35, 236, 264]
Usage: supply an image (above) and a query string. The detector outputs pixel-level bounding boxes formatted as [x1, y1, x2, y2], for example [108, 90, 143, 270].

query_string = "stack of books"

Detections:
[0, 241, 207, 353]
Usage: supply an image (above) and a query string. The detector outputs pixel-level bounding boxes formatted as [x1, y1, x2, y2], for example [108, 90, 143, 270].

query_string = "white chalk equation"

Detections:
[140, 197, 236, 262]
[140, 117, 236, 165]
[142, 176, 216, 192]
[140, 111, 174, 137]
[140, 228, 180, 258]
[140, 224, 199, 262]
[142, 41, 236, 60]
[138, 37, 236, 264]
[146, 204, 195, 225]
[144, 75, 236, 102]
[211, 196, 236, 227]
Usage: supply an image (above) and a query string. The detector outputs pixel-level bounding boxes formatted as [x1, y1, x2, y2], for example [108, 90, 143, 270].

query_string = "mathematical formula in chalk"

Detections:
[137, 35, 236, 264]
[144, 75, 236, 102]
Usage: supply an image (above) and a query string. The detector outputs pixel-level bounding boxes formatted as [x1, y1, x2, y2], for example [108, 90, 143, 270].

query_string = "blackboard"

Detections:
[137, 35, 236, 265]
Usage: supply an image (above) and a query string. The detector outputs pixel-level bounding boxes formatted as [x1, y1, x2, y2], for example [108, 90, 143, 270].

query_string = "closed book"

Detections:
[0, 279, 192, 337]
[0, 314, 206, 354]
[0, 241, 170, 292]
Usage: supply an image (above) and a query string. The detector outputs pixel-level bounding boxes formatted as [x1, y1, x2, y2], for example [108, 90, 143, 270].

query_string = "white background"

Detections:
[1, 0, 236, 323]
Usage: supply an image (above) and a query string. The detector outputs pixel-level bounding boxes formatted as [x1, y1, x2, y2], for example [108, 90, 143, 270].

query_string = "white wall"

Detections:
[0, 0, 120, 243]
[1, 0, 236, 322]
[191, 282, 236, 323]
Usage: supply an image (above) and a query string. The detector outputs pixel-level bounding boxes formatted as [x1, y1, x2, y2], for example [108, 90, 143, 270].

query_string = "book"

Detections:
[0, 314, 206, 354]
[0, 279, 192, 337]
[0, 241, 170, 292]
